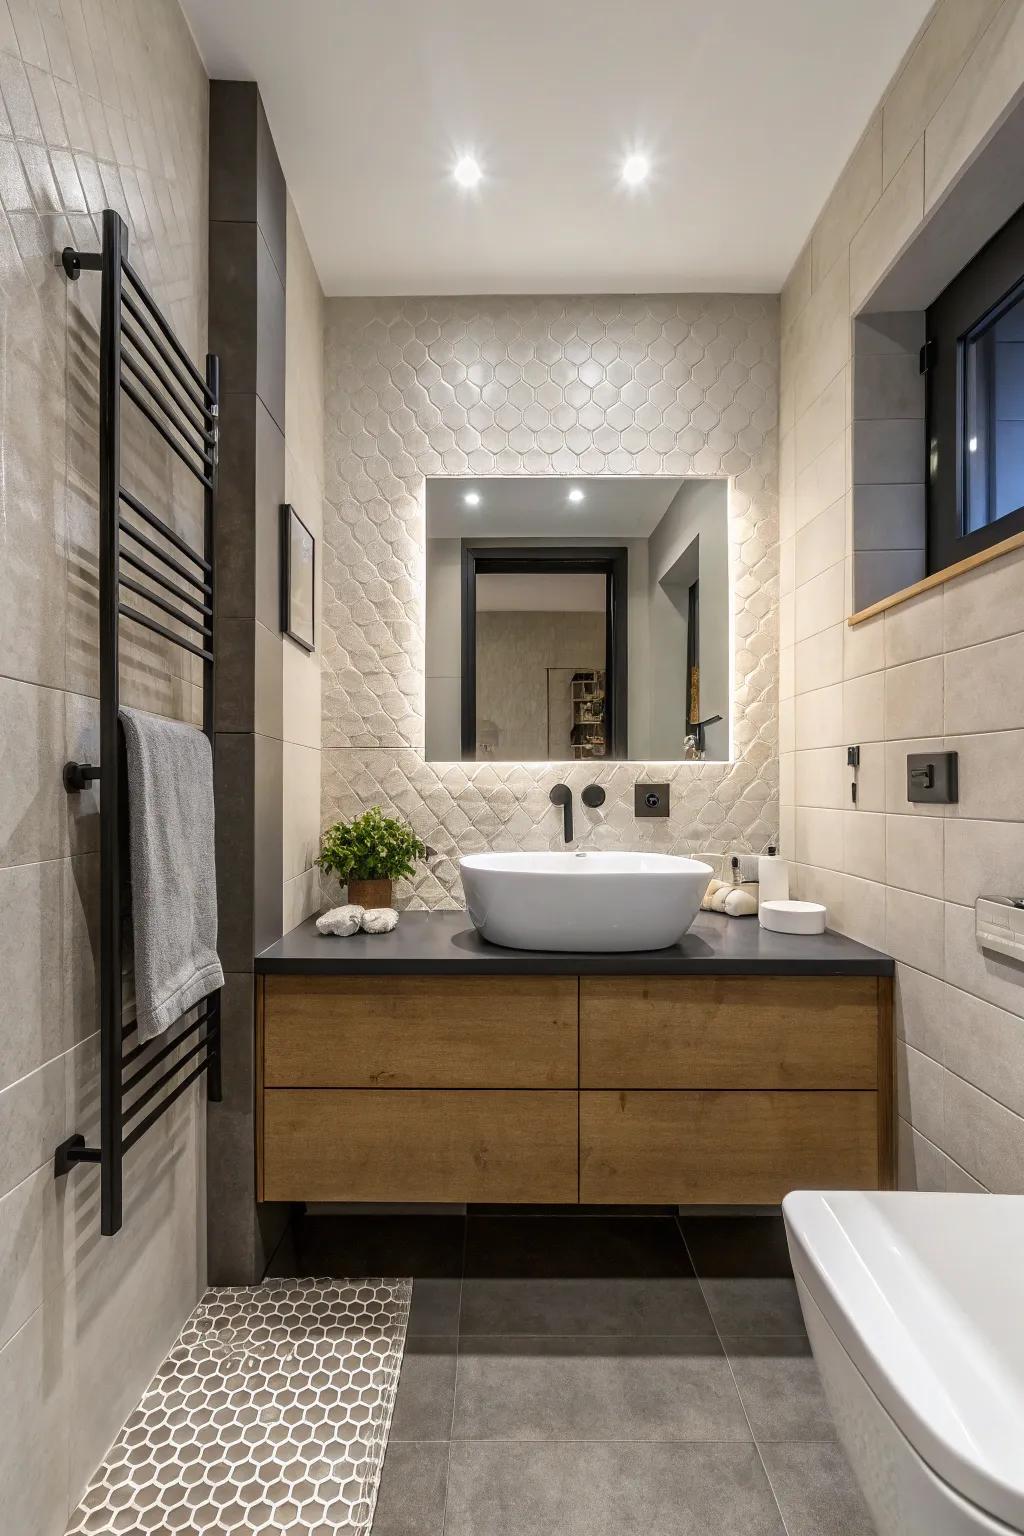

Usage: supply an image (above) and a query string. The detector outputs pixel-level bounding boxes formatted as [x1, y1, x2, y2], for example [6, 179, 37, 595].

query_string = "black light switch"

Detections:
[635, 782, 670, 818]
[906, 751, 958, 804]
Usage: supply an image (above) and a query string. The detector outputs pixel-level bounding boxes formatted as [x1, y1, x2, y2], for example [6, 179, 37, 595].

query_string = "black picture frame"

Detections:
[280, 503, 315, 652]
[460, 543, 629, 761]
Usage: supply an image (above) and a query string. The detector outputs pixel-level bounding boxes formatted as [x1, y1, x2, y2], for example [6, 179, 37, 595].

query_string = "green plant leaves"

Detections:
[316, 806, 427, 882]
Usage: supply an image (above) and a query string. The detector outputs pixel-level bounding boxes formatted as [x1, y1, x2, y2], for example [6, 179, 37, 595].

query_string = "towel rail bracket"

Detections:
[63, 760, 100, 792]
[60, 246, 102, 281]
[54, 1135, 101, 1175]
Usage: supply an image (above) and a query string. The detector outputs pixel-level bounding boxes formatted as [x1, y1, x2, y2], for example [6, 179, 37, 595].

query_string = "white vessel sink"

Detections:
[459, 850, 713, 952]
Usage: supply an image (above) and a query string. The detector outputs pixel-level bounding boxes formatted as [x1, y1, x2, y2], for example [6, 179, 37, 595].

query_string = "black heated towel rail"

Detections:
[54, 209, 222, 1236]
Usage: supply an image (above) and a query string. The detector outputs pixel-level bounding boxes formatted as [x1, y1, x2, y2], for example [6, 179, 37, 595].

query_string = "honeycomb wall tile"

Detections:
[321, 295, 780, 903]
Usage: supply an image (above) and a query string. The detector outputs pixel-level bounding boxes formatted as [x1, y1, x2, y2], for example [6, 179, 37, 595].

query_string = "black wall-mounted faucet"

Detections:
[550, 783, 573, 842]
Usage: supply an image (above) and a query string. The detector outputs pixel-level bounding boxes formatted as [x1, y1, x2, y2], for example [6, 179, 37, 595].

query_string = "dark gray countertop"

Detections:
[256, 910, 893, 976]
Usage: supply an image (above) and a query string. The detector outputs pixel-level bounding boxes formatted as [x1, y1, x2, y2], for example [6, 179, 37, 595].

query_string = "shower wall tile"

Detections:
[0, 3, 210, 1529]
[781, 0, 1024, 1195]
[321, 295, 780, 904]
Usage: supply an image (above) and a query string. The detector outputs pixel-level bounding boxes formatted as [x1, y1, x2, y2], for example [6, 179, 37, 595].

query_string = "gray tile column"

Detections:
[207, 80, 288, 1282]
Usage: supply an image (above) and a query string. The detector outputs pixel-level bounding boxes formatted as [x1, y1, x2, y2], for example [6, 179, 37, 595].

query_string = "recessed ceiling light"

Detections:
[453, 155, 482, 189]
[568, 487, 585, 504]
[463, 490, 481, 506]
[621, 153, 650, 187]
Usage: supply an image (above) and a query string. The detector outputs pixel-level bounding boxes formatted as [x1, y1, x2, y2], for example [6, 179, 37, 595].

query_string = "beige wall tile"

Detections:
[0, 677, 70, 867]
[833, 871, 887, 950]
[944, 983, 1024, 1119]
[843, 808, 886, 883]
[895, 963, 947, 1060]
[780, 237, 812, 339]
[794, 561, 845, 643]
[883, 587, 943, 665]
[0, 1051, 66, 1202]
[943, 544, 1024, 648]
[794, 684, 844, 750]
[0, 860, 66, 1093]
[948, 730, 1024, 821]
[898, 1118, 947, 1190]
[924, 0, 1024, 211]
[795, 805, 844, 871]
[795, 499, 845, 587]
[886, 812, 944, 897]
[795, 622, 843, 694]
[812, 113, 883, 287]
[886, 884, 945, 976]
[882, 0, 1002, 184]
[795, 367, 848, 475]
[794, 746, 847, 810]
[282, 741, 322, 883]
[897, 1041, 944, 1143]
[944, 631, 1024, 734]
[0, 1303, 69, 1536]
[850, 138, 925, 312]
[944, 816, 1024, 905]
[942, 1071, 1024, 1193]
[884, 655, 944, 739]
[283, 865, 321, 934]
[854, 741, 886, 812]
[791, 258, 851, 421]
[844, 670, 885, 743]
[844, 613, 885, 677]
[0, 1165, 69, 1356]
[796, 434, 846, 531]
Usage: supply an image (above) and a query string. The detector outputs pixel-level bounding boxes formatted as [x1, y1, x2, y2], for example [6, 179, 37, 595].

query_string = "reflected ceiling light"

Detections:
[567, 487, 585, 504]
[621, 153, 650, 187]
[453, 155, 482, 189]
[463, 490, 481, 506]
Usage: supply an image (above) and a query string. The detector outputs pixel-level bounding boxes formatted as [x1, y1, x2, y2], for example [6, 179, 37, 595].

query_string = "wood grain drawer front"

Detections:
[263, 1090, 578, 1203]
[580, 976, 879, 1089]
[263, 975, 578, 1088]
[580, 1090, 878, 1204]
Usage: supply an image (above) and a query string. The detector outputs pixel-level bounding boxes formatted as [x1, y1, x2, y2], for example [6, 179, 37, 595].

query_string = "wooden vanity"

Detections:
[255, 913, 894, 1207]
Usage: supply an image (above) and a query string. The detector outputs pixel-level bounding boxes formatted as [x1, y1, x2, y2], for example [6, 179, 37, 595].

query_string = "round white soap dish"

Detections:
[759, 899, 826, 935]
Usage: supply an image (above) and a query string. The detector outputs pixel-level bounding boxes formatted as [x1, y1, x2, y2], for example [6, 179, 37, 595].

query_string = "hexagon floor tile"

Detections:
[65, 1277, 412, 1535]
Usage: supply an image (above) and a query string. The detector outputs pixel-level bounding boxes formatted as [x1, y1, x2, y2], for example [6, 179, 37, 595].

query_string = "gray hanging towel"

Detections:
[119, 706, 224, 1041]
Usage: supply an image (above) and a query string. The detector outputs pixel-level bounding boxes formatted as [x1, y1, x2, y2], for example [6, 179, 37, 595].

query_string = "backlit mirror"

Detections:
[424, 477, 730, 762]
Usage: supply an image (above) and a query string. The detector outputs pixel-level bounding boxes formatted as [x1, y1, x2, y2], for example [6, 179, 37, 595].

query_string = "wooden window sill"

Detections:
[848, 528, 1024, 626]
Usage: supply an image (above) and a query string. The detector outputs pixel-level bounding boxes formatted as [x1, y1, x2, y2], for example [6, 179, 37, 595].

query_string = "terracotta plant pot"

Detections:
[347, 877, 393, 909]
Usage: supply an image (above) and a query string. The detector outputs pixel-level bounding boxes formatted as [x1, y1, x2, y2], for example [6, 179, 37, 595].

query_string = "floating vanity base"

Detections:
[256, 916, 894, 1208]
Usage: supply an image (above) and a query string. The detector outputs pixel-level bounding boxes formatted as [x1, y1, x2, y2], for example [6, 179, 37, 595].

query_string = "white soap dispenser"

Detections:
[758, 846, 790, 906]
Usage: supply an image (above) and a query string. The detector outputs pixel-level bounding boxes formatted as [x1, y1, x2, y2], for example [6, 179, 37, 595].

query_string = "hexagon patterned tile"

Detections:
[321, 295, 780, 906]
[65, 1277, 411, 1535]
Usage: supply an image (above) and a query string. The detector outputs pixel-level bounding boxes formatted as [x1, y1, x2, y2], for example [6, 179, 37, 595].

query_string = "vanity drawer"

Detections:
[262, 974, 578, 1088]
[579, 1089, 878, 1204]
[580, 976, 879, 1088]
[262, 1089, 578, 1203]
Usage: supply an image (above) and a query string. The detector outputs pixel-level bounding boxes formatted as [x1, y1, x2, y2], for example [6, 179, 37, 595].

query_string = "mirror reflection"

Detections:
[425, 477, 729, 763]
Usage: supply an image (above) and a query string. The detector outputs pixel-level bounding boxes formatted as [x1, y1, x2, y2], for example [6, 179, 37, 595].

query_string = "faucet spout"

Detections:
[549, 783, 574, 843]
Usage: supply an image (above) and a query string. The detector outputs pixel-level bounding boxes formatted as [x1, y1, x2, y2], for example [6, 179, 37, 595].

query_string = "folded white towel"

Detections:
[317, 904, 364, 936]
[361, 907, 399, 934]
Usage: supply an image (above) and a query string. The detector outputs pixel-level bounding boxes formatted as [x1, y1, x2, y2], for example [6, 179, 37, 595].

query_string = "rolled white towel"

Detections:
[701, 878, 727, 912]
[724, 886, 758, 917]
[316, 904, 364, 936]
[361, 907, 399, 934]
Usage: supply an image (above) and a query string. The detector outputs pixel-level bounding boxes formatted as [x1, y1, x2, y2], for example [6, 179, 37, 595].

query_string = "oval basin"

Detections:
[459, 850, 714, 952]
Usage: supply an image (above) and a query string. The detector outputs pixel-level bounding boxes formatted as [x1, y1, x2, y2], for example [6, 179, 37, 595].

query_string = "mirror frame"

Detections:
[459, 543, 629, 761]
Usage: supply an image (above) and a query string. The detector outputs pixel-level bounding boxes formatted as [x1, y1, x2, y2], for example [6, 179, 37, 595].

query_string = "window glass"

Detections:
[963, 280, 1024, 534]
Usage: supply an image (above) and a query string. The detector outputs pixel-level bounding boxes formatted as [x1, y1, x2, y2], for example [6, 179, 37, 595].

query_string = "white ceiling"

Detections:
[425, 475, 685, 537]
[182, 0, 931, 297]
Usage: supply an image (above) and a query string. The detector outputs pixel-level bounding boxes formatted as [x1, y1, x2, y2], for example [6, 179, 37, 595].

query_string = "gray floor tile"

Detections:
[452, 1334, 751, 1443]
[372, 1441, 450, 1536]
[723, 1335, 836, 1442]
[390, 1336, 458, 1442]
[444, 1442, 787, 1536]
[679, 1214, 808, 1336]
[760, 1442, 878, 1536]
[462, 1216, 714, 1336]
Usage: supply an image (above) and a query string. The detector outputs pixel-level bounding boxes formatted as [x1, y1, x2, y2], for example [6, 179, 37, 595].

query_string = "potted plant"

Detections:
[316, 806, 426, 909]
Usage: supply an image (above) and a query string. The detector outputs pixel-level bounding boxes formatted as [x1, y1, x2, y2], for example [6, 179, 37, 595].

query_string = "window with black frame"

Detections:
[926, 202, 1024, 573]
